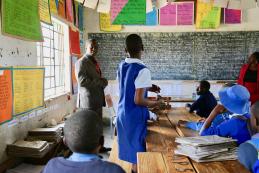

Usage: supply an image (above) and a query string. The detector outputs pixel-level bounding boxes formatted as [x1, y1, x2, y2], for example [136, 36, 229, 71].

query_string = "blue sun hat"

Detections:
[219, 85, 250, 114]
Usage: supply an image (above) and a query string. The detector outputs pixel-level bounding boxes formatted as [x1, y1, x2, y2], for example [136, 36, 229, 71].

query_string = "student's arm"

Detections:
[199, 104, 226, 135]
[189, 97, 202, 113]
[135, 88, 162, 108]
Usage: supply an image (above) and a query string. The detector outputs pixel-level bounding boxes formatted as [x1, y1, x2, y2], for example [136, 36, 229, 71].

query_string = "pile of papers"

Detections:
[27, 125, 63, 143]
[174, 135, 238, 162]
[7, 140, 50, 158]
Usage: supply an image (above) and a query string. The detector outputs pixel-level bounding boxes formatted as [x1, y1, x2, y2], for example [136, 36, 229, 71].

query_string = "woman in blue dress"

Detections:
[116, 34, 162, 173]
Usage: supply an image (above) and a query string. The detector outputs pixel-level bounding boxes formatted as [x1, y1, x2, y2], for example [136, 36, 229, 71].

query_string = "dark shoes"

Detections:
[99, 147, 112, 153]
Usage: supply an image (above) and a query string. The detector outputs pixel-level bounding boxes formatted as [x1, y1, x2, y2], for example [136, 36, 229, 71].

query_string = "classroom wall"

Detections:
[84, 7, 259, 32]
[0, 18, 76, 164]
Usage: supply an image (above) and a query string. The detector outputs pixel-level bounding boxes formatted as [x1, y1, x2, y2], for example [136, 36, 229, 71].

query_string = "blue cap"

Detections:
[219, 85, 250, 114]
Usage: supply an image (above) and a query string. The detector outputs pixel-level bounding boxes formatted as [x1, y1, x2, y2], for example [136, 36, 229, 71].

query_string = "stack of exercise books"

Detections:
[7, 140, 49, 158]
[27, 125, 63, 143]
[174, 135, 237, 162]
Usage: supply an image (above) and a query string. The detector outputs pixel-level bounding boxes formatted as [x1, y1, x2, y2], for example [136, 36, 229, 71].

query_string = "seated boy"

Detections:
[199, 85, 251, 145]
[238, 101, 259, 172]
[186, 80, 217, 118]
[42, 110, 125, 173]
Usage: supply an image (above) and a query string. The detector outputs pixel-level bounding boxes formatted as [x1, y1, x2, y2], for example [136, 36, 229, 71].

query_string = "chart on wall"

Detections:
[0, 68, 13, 124]
[111, 0, 146, 25]
[13, 67, 44, 116]
[1, 0, 43, 41]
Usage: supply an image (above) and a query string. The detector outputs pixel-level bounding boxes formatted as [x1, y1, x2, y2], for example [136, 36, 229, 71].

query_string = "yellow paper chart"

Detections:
[39, 0, 52, 24]
[49, 0, 58, 15]
[100, 13, 122, 32]
[196, 0, 221, 29]
[13, 67, 44, 115]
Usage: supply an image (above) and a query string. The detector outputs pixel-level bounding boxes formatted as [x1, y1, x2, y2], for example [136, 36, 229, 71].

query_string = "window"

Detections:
[37, 18, 70, 99]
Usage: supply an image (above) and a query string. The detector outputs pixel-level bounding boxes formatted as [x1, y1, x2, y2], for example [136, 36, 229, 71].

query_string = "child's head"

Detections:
[64, 110, 103, 154]
[251, 101, 259, 134]
[125, 34, 143, 58]
[85, 39, 98, 56]
[248, 52, 259, 67]
[218, 85, 250, 115]
[196, 80, 210, 95]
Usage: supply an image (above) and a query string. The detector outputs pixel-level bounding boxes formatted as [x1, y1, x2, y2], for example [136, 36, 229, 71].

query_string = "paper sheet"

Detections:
[97, 0, 112, 13]
[213, 0, 229, 8]
[156, 0, 168, 8]
[241, 0, 256, 9]
[228, 0, 241, 9]
[84, 0, 99, 9]
[146, 0, 153, 13]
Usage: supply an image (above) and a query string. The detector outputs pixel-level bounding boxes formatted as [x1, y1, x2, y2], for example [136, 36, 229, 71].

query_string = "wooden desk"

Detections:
[138, 108, 249, 173]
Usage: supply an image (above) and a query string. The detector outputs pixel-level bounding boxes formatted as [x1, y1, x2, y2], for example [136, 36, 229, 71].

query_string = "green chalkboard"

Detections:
[113, 0, 146, 25]
[1, 0, 43, 41]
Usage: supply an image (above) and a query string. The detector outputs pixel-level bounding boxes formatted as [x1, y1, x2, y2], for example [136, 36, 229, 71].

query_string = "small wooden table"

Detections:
[138, 108, 250, 173]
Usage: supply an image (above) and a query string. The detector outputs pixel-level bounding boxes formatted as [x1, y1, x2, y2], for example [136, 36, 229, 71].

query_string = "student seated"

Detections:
[186, 80, 217, 118]
[238, 101, 259, 172]
[42, 110, 125, 173]
[199, 85, 251, 145]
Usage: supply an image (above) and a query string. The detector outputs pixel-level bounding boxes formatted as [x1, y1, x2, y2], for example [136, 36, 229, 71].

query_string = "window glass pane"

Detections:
[45, 66, 50, 76]
[45, 78, 50, 89]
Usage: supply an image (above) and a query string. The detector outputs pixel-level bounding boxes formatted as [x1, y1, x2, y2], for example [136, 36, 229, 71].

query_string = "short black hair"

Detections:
[251, 52, 259, 62]
[200, 80, 210, 90]
[64, 110, 102, 153]
[125, 34, 143, 55]
[85, 39, 97, 49]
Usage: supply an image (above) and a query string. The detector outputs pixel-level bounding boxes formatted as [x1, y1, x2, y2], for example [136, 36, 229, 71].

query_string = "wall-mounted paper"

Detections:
[69, 27, 81, 56]
[196, 0, 221, 29]
[228, 0, 241, 9]
[0, 68, 12, 124]
[84, 0, 99, 9]
[146, 0, 153, 13]
[13, 67, 44, 116]
[177, 2, 194, 25]
[78, 4, 84, 31]
[100, 13, 122, 31]
[49, 0, 58, 15]
[1, 0, 43, 41]
[224, 9, 241, 24]
[160, 4, 177, 25]
[241, 0, 256, 9]
[66, 0, 74, 23]
[156, 0, 168, 8]
[214, 0, 229, 8]
[146, 7, 157, 25]
[112, 0, 146, 25]
[39, 0, 52, 24]
[97, 0, 112, 13]
[111, 0, 128, 22]
[58, 0, 66, 19]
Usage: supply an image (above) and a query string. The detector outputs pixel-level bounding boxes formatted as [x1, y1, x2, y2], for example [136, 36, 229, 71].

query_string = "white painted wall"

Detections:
[0, 17, 76, 164]
[84, 7, 259, 33]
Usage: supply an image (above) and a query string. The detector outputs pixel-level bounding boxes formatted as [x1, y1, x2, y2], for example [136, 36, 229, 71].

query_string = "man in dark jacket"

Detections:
[75, 39, 110, 152]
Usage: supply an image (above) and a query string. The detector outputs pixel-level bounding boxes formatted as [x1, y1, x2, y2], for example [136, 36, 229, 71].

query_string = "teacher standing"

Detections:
[238, 52, 259, 105]
[75, 39, 111, 153]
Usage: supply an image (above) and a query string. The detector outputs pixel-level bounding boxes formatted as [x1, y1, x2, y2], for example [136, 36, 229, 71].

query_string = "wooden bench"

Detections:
[167, 108, 250, 173]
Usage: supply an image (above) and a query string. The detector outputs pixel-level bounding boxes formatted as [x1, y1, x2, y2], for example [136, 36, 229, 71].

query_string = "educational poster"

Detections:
[0, 68, 12, 124]
[1, 0, 43, 41]
[58, 0, 66, 19]
[196, 0, 221, 29]
[71, 56, 79, 95]
[213, 0, 228, 8]
[156, 0, 168, 8]
[49, 0, 58, 15]
[78, 4, 84, 31]
[146, 0, 153, 13]
[100, 13, 122, 32]
[84, 0, 99, 9]
[97, 0, 112, 13]
[146, 8, 158, 26]
[39, 0, 52, 25]
[177, 2, 194, 25]
[224, 9, 242, 24]
[74, 2, 79, 27]
[66, 0, 74, 23]
[111, 0, 146, 25]
[69, 27, 81, 56]
[13, 67, 44, 116]
[159, 4, 177, 25]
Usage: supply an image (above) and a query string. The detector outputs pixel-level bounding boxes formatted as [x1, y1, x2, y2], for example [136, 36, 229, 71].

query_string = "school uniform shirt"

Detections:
[116, 58, 152, 164]
[254, 160, 259, 173]
[41, 153, 125, 173]
[189, 91, 217, 118]
[200, 114, 251, 145]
